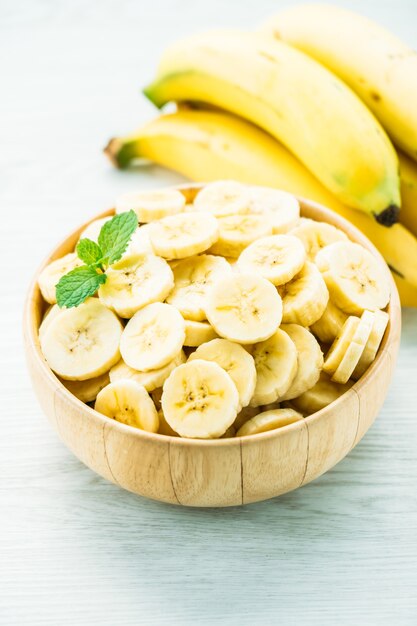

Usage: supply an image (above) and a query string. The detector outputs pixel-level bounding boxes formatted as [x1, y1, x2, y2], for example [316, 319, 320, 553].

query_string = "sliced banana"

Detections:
[184, 319, 218, 347]
[352, 310, 389, 380]
[250, 329, 298, 406]
[158, 409, 179, 436]
[280, 324, 323, 400]
[209, 214, 273, 258]
[291, 371, 353, 415]
[236, 408, 303, 437]
[94, 380, 159, 432]
[315, 241, 390, 314]
[290, 218, 348, 260]
[62, 371, 110, 403]
[116, 188, 186, 222]
[248, 187, 300, 233]
[39, 304, 64, 339]
[120, 302, 185, 372]
[188, 338, 257, 409]
[279, 261, 329, 327]
[109, 350, 186, 392]
[98, 253, 174, 318]
[40, 298, 122, 380]
[323, 311, 374, 384]
[166, 254, 231, 321]
[162, 359, 240, 439]
[79, 218, 154, 256]
[38, 253, 83, 304]
[149, 212, 219, 259]
[237, 235, 306, 286]
[310, 300, 349, 344]
[206, 273, 282, 344]
[194, 180, 251, 217]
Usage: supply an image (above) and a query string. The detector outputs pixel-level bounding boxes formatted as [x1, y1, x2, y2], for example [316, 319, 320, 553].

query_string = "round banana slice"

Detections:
[40, 298, 122, 381]
[62, 371, 110, 403]
[188, 338, 257, 409]
[116, 188, 186, 222]
[236, 408, 303, 437]
[310, 300, 349, 344]
[237, 235, 306, 286]
[149, 212, 219, 259]
[95, 380, 159, 432]
[120, 302, 185, 372]
[315, 241, 390, 314]
[79, 219, 153, 256]
[166, 254, 232, 321]
[206, 273, 283, 344]
[109, 350, 186, 392]
[290, 218, 348, 260]
[38, 253, 83, 304]
[158, 409, 179, 437]
[352, 310, 389, 380]
[291, 371, 353, 415]
[39, 304, 65, 339]
[209, 214, 273, 257]
[184, 320, 218, 347]
[248, 187, 300, 234]
[194, 180, 251, 217]
[250, 329, 298, 406]
[162, 359, 240, 439]
[279, 261, 329, 327]
[280, 324, 323, 400]
[98, 253, 174, 318]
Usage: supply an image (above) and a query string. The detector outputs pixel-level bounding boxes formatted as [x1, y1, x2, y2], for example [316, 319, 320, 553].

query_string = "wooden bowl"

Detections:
[24, 185, 401, 507]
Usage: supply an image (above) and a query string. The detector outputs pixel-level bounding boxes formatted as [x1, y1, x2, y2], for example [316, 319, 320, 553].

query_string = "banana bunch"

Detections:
[38, 183, 392, 437]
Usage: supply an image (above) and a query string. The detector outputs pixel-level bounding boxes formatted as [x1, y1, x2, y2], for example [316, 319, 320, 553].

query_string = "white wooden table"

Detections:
[1, 1, 416, 624]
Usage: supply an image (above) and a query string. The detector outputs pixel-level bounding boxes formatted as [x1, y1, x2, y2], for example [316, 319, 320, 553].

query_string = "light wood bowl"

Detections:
[24, 185, 401, 507]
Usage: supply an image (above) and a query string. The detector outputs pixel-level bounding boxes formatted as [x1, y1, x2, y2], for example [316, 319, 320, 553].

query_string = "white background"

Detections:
[1, 0, 417, 624]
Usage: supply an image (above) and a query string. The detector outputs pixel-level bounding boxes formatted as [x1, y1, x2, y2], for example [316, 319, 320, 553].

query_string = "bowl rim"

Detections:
[24, 184, 401, 448]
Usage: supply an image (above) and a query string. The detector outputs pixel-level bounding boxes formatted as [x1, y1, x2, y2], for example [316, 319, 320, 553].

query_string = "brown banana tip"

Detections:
[103, 138, 121, 168]
[374, 204, 400, 227]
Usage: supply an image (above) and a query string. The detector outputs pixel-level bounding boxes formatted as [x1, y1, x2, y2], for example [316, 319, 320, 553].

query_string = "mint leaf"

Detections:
[56, 266, 107, 308]
[76, 238, 103, 267]
[98, 210, 138, 265]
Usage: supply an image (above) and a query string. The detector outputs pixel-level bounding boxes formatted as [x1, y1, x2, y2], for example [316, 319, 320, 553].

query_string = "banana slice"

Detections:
[120, 302, 185, 372]
[39, 304, 64, 339]
[38, 253, 83, 304]
[79, 219, 154, 256]
[158, 409, 179, 436]
[109, 350, 186, 392]
[352, 310, 389, 380]
[250, 329, 298, 406]
[40, 298, 122, 380]
[206, 273, 282, 344]
[166, 254, 231, 321]
[95, 380, 159, 432]
[290, 218, 348, 260]
[184, 319, 218, 347]
[291, 371, 353, 415]
[188, 338, 257, 409]
[236, 408, 303, 437]
[323, 311, 374, 383]
[98, 253, 174, 318]
[248, 187, 300, 233]
[279, 261, 329, 327]
[237, 235, 306, 286]
[149, 212, 219, 259]
[310, 300, 349, 344]
[315, 241, 390, 314]
[162, 359, 240, 439]
[194, 180, 251, 217]
[280, 324, 323, 400]
[209, 214, 273, 257]
[62, 371, 110, 403]
[116, 188, 186, 222]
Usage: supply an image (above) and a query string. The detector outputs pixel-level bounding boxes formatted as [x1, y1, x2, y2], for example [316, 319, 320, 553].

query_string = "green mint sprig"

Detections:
[56, 210, 138, 308]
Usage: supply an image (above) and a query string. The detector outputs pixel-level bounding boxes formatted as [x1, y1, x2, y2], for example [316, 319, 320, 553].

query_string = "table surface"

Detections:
[1, 0, 417, 624]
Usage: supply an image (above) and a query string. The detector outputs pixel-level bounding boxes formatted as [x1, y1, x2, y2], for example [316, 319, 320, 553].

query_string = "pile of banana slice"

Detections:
[38, 182, 391, 440]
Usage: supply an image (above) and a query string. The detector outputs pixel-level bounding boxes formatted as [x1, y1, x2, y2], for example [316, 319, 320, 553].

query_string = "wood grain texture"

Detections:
[2, 0, 417, 623]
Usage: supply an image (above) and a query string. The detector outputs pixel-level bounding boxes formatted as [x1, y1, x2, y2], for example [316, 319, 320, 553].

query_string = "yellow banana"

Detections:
[393, 275, 417, 309]
[143, 30, 400, 225]
[104, 109, 417, 293]
[260, 4, 417, 161]
[399, 151, 417, 238]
